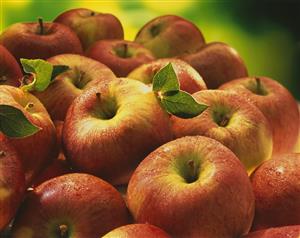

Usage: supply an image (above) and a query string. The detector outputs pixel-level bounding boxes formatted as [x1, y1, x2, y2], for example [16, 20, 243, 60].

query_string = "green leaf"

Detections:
[160, 90, 208, 118]
[0, 105, 41, 138]
[20, 58, 53, 92]
[51, 65, 70, 81]
[152, 63, 179, 94]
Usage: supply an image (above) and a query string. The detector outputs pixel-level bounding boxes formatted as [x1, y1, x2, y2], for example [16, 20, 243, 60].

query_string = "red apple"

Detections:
[0, 19, 83, 61]
[86, 39, 155, 77]
[0, 140, 25, 230]
[181, 42, 248, 89]
[220, 76, 299, 155]
[11, 173, 130, 238]
[127, 136, 254, 238]
[127, 58, 207, 94]
[54, 8, 124, 50]
[33, 54, 116, 121]
[243, 225, 300, 238]
[250, 153, 300, 230]
[0, 45, 22, 87]
[102, 224, 171, 238]
[0, 85, 58, 184]
[135, 15, 205, 58]
[171, 90, 273, 173]
[63, 78, 173, 185]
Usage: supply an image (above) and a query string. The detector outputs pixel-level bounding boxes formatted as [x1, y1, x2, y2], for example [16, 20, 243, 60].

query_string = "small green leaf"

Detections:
[51, 65, 70, 81]
[20, 58, 53, 92]
[152, 63, 179, 94]
[0, 105, 41, 138]
[160, 90, 208, 118]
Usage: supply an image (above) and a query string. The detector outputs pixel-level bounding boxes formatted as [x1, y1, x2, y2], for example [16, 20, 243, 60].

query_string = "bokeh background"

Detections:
[1, 0, 299, 99]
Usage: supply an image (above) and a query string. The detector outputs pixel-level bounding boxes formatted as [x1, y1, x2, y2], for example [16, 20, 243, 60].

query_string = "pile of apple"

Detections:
[0, 8, 299, 238]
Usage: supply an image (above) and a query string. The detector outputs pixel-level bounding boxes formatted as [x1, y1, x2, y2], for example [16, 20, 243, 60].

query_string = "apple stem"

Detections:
[0, 75, 7, 83]
[24, 102, 34, 111]
[255, 77, 262, 93]
[0, 151, 6, 157]
[91, 11, 95, 16]
[58, 224, 68, 238]
[187, 160, 197, 182]
[96, 92, 101, 99]
[38, 17, 44, 35]
[123, 43, 128, 58]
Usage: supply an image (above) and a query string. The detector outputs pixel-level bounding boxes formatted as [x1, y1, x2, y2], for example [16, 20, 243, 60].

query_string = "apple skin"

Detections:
[250, 153, 300, 230]
[220, 76, 299, 155]
[294, 103, 300, 152]
[11, 173, 130, 238]
[127, 136, 254, 238]
[0, 45, 22, 87]
[127, 58, 207, 94]
[171, 90, 273, 174]
[0, 22, 83, 61]
[63, 78, 173, 185]
[86, 39, 155, 77]
[102, 224, 171, 238]
[33, 54, 116, 121]
[0, 140, 25, 230]
[135, 15, 205, 58]
[0, 85, 58, 185]
[54, 8, 124, 50]
[181, 42, 248, 89]
[243, 225, 300, 238]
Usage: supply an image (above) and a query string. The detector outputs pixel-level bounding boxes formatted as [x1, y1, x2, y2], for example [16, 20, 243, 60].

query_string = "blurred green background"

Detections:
[1, 0, 299, 99]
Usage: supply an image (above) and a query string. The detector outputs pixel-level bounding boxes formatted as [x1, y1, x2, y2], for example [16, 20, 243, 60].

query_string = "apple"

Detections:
[54, 8, 124, 50]
[63, 78, 173, 185]
[171, 90, 273, 174]
[0, 140, 25, 230]
[0, 85, 58, 184]
[243, 225, 300, 238]
[127, 58, 207, 94]
[86, 39, 155, 77]
[181, 42, 248, 89]
[11, 173, 130, 238]
[33, 54, 116, 121]
[220, 76, 299, 155]
[135, 15, 205, 58]
[102, 224, 171, 238]
[0, 18, 83, 61]
[127, 136, 255, 238]
[250, 153, 300, 230]
[0, 45, 23, 87]
[294, 103, 300, 152]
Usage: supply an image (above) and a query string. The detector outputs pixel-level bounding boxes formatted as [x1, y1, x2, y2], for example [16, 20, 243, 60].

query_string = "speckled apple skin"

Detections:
[0, 86, 58, 184]
[0, 140, 25, 230]
[63, 78, 173, 185]
[11, 173, 130, 238]
[250, 153, 300, 230]
[128, 58, 207, 94]
[127, 136, 254, 238]
[220, 76, 299, 155]
[102, 224, 171, 238]
[181, 42, 248, 89]
[243, 225, 300, 238]
[0, 45, 22, 87]
[171, 90, 273, 173]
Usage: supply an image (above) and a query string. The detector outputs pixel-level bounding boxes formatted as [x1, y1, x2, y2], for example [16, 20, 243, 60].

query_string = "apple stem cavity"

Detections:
[38, 17, 44, 35]
[58, 224, 69, 238]
[150, 24, 160, 37]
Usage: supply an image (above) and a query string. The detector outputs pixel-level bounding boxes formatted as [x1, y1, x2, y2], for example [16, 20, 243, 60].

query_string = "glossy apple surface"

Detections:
[220, 76, 299, 155]
[86, 39, 155, 77]
[171, 90, 273, 173]
[33, 54, 116, 121]
[54, 8, 124, 50]
[11, 173, 130, 238]
[127, 58, 207, 94]
[127, 136, 254, 238]
[63, 78, 173, 185]
[135, 15, 205, 58]
[0, 45, 22, 87]
[250, 153, 300, 230]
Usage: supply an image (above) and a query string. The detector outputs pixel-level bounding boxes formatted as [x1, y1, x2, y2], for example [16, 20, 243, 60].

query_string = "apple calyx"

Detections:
[38, 17, 45, 35]
[150, 24, 160, 37]
[24, 102, 34, 111]
[0, 75, 7, 83]
[152, 63, 208, 118]
[57, 224, 69, 238]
